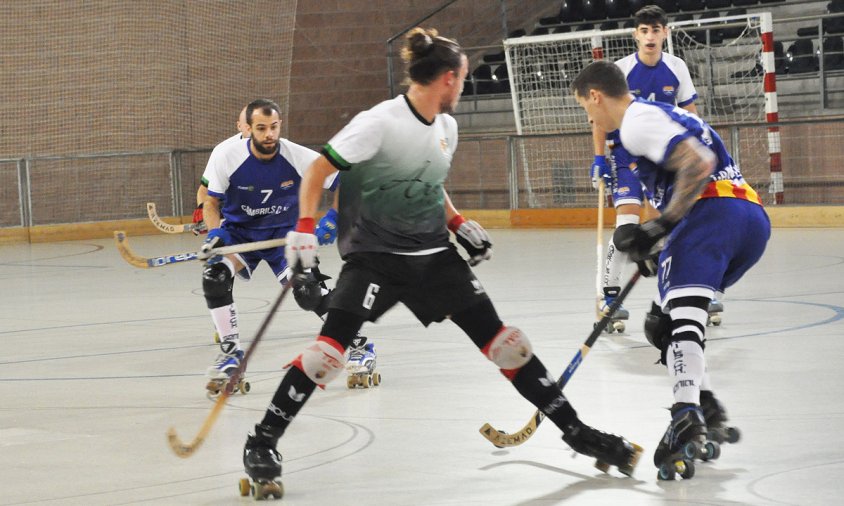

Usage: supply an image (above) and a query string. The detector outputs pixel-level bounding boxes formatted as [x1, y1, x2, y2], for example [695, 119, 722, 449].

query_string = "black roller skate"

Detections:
[707, 299, 724, 326]
[654, 403, 720, 480]
[700, 390, 741, 445]
[599, 286, 629, 334]
[562, 422, 644, 476]
[240, 424, 285, 500]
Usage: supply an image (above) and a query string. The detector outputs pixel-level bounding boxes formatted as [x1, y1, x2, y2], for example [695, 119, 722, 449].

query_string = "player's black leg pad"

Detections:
[319, 308, 366, 349]
[260, 366, 318, 431]
[452, 301, 578, 429]
[511, 356, 578, 429]
[203, 261, 234, 309]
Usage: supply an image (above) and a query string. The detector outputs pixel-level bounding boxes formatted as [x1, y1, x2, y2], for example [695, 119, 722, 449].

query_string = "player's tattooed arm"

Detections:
[661, 137, 716, 224]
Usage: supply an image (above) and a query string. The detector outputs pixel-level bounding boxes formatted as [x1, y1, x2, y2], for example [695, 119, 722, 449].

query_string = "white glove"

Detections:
[449, 216, 493, 266]
[285, 230, 319, 272]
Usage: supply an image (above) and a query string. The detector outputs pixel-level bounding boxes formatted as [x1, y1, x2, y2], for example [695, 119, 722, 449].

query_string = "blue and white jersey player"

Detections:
[200, 98, 339, 383]
[573, 59, 770, 477]
[589, 5, 700, 323]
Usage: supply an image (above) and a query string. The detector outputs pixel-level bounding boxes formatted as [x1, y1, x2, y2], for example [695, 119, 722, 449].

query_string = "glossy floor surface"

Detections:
[2, 228, 842, 505]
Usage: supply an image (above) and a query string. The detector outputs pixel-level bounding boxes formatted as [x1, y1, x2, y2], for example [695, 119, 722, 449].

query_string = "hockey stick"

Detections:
[167, 280, 293, 458]
[478, 271, 641, 448]
[595, 181, 606, 320]
[113, 230, 286, 268]
[147, 202, 206, 234]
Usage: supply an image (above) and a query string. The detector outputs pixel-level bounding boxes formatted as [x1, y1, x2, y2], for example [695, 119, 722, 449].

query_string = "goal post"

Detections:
[503, 12, 779, 208]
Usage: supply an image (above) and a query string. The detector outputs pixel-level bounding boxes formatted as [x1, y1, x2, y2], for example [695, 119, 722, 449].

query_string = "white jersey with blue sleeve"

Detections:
[619, 98, 761, 207]
[615, 52, 697, 107]
[204, 138, 338, 230]
[200, 132, 246, 188]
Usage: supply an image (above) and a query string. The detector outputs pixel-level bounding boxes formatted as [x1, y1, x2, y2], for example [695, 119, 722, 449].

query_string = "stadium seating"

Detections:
[605, 0, 630, 18]
[786, 39, 818, 74]
[651, 0, 679, 13]
[560, 0, 585, 22]
[723, 8, 748, 40]
[694, 11, 724, 44]
[493, 65, 511, 93]
[706, 0, 731, 8]
[583, 0, 608, 21]
[774, 40, 787, 74]
[822, 36, 844, 70]
[677, 0, 704, 12]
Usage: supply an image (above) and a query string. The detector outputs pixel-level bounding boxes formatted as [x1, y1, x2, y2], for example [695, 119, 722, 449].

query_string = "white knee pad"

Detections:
[300, 338, 345, 385]
[484, 326, 533, 369]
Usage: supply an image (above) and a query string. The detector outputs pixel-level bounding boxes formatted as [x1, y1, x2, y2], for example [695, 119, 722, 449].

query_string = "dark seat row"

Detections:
[552, 0, 785, 24]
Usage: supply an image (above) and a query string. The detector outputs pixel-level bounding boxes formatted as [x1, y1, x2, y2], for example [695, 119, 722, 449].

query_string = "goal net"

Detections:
[504, 13, 776, 208]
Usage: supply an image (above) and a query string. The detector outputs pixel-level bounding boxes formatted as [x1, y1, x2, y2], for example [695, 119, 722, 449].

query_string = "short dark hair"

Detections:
[401, 27, 465, 86]
[245, 98, 281, 125]
[571, 60, 630, 99]
[634, 5, 668, 28]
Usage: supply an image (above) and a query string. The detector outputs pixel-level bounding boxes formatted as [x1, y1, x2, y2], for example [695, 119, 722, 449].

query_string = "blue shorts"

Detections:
[222, 223, 291, 282]
[656, 198, 770, 307]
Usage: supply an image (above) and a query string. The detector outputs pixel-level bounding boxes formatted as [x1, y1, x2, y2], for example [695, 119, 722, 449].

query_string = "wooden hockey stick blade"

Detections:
[167, 389, 230, 458]
[147, 202, 203, 234]
[113, 231, 199, 268]
[167, 282, 293, 458]
[478, 272, 641, 448]
[113, 231, 286, 268]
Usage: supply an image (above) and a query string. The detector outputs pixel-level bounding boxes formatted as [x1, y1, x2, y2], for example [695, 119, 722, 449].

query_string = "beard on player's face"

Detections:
[253, 136, 278, 155]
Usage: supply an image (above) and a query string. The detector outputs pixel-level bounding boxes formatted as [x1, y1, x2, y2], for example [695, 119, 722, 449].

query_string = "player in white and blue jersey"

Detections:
[192, 106, 251, 234]
[200, 98, 339, 384]
[590, 5, 701, 325]
[573, 60, 770, 478]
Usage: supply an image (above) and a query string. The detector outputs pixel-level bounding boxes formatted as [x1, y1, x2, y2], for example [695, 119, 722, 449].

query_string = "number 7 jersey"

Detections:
[203, 138, 338, 230]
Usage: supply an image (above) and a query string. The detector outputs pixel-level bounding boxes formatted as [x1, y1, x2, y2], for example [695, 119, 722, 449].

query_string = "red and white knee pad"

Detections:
[290, 336, 345, 388]
[482, 326, 533, 378]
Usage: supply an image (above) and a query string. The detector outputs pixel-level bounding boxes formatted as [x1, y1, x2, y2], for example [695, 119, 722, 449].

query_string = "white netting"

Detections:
[504, 14, 770, 207]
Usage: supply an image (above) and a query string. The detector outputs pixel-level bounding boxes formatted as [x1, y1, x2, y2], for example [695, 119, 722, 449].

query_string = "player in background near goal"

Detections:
[200, 98, 340, 393]
[193, 106, 251, 234]
[590, 5, 723, 328]
[573, 60, 770, 478]
[238, 28, 642, 498]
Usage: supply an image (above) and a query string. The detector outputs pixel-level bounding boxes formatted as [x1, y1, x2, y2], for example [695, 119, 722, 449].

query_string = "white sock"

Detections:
[210, 303, 240, 352]
[604, 214, 639, 290]
[666, 340, 705, 405]
[701, 369, 712, 391]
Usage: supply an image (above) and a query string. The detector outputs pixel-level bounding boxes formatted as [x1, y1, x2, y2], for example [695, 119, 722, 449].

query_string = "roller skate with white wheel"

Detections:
[654, 403, 721, 481]
[700, 390, 741, 445]
[599, 286, 629, 334]
[240, 423, 284, 500]
[707, 299, 724, 326]
[562, 421, 643, 476]
[345, 335, 380, 389]
[206, 347, 250, 399]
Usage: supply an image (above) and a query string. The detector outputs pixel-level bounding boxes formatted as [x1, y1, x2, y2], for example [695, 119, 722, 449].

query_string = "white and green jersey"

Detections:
[323, 95, 458, 257]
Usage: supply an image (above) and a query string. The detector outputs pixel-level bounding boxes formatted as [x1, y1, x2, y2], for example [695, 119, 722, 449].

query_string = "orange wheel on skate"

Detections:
[238, 478, 250, 496]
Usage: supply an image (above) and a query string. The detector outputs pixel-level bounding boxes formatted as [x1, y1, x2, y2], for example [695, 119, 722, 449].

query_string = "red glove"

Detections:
[192, 203, 204, 224]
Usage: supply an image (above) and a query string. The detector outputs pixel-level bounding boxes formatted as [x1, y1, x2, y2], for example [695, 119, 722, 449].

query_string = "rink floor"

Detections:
[1, 227, 842, 505]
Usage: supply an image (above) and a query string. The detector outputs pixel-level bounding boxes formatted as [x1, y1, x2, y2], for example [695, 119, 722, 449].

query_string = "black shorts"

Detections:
[328, 246, 490, 326]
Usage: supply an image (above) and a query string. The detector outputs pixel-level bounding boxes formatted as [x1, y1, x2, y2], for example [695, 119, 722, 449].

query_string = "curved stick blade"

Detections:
[167, 426, 203, 458]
